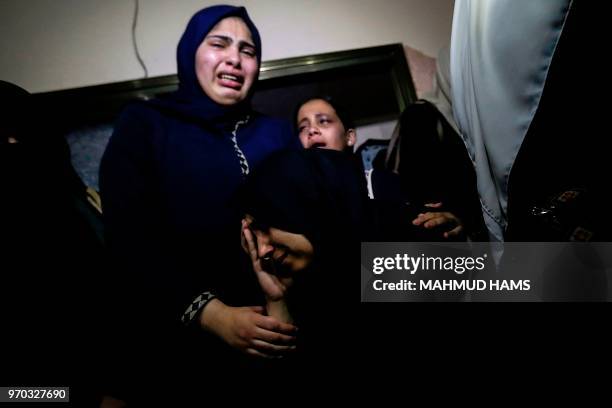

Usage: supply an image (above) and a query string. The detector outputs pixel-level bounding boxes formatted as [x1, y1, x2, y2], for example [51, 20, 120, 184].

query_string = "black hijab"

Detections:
[242, 148, 372, 254]
[241, 149, 371, 363]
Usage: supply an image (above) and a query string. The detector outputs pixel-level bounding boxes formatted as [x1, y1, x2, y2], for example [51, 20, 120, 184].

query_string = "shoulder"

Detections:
[249, 113, 291, 130]
[104, 101, 170, 161]
[111, 100, 176, 141]
[248, 113, 299, 147]
[115, 101, 166, 130]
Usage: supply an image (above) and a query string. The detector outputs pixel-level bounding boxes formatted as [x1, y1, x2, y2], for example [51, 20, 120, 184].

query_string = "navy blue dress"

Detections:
[101, 104, 298, 317]
[98, 6, 300, 399]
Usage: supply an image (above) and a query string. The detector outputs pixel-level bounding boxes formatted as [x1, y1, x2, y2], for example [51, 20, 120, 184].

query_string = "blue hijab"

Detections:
[152, 5, 262, 125]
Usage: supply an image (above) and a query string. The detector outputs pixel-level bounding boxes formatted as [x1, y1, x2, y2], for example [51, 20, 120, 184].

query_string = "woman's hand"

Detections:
[411, 202, 464, 238]
[241, 219, 294, 301]
[199, 298, 297, 359]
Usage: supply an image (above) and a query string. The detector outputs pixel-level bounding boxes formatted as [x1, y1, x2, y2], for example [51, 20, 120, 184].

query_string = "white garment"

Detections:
[422, 45, 459, 136]
[450, 0, 572, 243]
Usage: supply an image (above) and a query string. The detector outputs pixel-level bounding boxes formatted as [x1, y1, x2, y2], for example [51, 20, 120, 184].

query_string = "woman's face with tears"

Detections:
[195, 17, 259, 105]
[297, 98, 356, 151]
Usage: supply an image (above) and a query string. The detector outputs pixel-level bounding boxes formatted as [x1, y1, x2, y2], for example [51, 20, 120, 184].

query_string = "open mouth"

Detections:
[217, 73, 244, 89]
[311, 142, 327, 149]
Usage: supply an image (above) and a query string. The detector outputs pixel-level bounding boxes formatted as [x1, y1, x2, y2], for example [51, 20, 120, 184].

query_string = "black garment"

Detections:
[1, 82, 105, 397]
[242, 148, 436, 245]
[241, 149, 369, 366]
[243, 149, 372, 245]
[240, 149, 476, 383]
[386, 100, 488, 241]
[240, 149, 449, 368]
[366, 165, 464, 242]
[506, 2, 609, 242]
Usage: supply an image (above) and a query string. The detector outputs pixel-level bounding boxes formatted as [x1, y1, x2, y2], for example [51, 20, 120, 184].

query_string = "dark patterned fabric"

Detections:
[182, 291, 216, 324]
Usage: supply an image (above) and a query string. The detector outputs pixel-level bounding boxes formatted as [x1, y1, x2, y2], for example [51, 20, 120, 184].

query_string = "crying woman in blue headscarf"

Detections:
[99, 5, 301, 394]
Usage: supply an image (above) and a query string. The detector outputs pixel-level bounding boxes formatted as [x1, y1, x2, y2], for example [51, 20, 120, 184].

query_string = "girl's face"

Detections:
[245, 214, 314, 275]
[297, 99, 356, 151]
[195, 17, 258, 105]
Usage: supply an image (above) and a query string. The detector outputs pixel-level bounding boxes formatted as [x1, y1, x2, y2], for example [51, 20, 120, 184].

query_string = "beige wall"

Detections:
[0, 0, 454, 93]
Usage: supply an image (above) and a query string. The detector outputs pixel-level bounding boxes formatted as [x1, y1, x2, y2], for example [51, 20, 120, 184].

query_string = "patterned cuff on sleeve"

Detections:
[181, 291, 216, 325]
